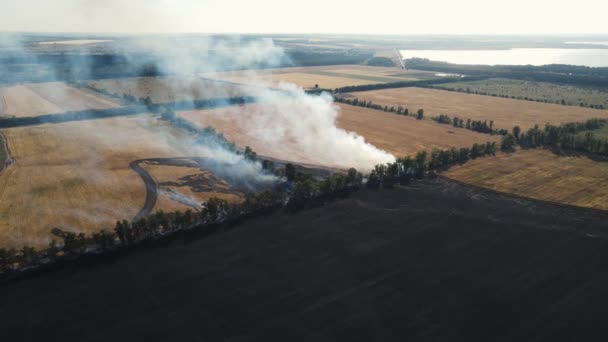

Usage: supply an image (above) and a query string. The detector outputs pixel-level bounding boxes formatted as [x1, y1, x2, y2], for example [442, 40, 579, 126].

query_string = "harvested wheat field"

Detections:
[443, 149, 608, 210]
[0, 115, 228, 248]
[0, 85, 62, 117]
[336, 105, 500, 156]
[0, 82, 120, 117]
[26, 82, 120, 112]
[345, 87, 608, 130]
[86, 76, 254, 104]
[205, 65, 437, 89]
[177, 103, 499, 163]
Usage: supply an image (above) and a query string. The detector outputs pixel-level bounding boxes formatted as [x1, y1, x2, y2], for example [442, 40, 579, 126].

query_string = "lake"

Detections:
[400, 48, 608, 67]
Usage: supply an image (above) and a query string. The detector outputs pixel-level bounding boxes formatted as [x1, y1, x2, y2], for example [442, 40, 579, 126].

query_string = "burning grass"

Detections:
[443, 149, 608, 210]
[346, 87, 608, 130]
[142, 163, 244, 212]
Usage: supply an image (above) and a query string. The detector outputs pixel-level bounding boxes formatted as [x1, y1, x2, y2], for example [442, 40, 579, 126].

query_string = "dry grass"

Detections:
[443, 149, 608, 210]
[177, 103, 499, 164]
[346, 87, 608, 130]
[27, 82, 119, 112]
[205, 65, 436, 89]
[0, 82, 119, 118]
[87, 76, 253, 103]
[0, 85, 62, 117]
[0, 115, 211, 248]
[336, 105, 500, 157]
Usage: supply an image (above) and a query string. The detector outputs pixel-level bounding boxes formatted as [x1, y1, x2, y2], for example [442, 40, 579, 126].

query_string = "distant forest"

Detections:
[0, 49, 373, 85]
[405, 58, 608, 88]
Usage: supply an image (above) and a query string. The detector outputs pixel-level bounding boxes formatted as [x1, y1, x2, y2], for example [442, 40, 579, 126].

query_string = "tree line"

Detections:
[334, 95, 425, 119]
[427, 84, 606, 110]
[433, 114, 509, 135]
[332, 76, 488, 93]
[0, 162, 365, 277]
[0, 96, 257, 128]
[0, 133, 500, 278]
[406, 58, 608, 88]
[500, 118, 608, 155]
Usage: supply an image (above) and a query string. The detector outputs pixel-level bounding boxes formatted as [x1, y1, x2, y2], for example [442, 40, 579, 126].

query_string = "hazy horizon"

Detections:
[1, 0, 607, 35]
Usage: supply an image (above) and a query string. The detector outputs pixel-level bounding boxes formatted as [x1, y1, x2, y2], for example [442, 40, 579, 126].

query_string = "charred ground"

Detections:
[2, 178, 608, 341]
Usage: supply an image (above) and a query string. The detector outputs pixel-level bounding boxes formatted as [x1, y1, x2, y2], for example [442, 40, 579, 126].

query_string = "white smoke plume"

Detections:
[145, 37, 396, 171]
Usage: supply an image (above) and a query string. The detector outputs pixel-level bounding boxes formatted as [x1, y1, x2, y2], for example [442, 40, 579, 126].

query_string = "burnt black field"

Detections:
[2, 178, 608, 341]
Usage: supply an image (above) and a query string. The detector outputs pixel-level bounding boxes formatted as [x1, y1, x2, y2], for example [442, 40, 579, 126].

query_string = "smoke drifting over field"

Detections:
[240, 83, 396, 169]
[1, 33, 395, 180]
[144, 37, 396, 170]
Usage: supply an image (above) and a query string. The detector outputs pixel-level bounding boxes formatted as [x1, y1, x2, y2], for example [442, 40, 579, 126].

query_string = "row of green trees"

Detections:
[500, 119, 608, 155]
[332, 75, 488, 93]
[334, 96, 425, 119]
[427, 85, 606, 110]
[432, 114, 509, 135]
[0, 133, 501, 275]
[0, 162, 365, 275]
[367, 141, 497, 188]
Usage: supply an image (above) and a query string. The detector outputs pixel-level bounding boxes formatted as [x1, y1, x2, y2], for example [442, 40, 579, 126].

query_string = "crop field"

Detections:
[86, 76, 254, 104]
[336, 104, 500, 156]
[177, 103, 499, 164]
[443, 149, 608, 210]
[345, 87, 608, 130]
[0, 115, 242, 248]
[205, 65, 438, 89]
[0, 82, 119, 118]
[434, 78, 608, 108]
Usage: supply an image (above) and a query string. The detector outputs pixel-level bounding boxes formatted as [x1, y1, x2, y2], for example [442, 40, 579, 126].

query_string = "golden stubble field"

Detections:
[0, 115, 240, 248]
[345, 87, 608, 130]
[177, 103, 499, 164]
[443, 149, 608, 210]
[87, 76, 256, 104]
[0, 82, 120, 117]
[204, 65, 437, 89]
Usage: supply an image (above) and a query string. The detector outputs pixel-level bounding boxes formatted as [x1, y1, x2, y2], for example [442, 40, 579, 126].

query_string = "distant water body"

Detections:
[400, 48, 608, 67]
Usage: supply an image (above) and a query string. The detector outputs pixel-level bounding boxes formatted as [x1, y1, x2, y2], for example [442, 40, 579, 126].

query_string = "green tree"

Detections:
[415, 150, 427, 178]
[416, 109, 424, 120]
[244, 146, 257, 162]
[501, 134, 516, 152]
[284, 163, 296, 182]
[512, 125, 521, 139]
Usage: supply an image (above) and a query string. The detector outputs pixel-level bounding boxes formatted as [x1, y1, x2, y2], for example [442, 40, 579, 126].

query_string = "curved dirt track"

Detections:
[129, 157, 226, 220]
[129, 155, 339, 220]
[129, 160, 159, 221]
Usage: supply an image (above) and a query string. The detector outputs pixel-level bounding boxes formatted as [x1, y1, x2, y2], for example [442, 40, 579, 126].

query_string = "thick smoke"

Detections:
[146, 37, 396, 171]
[239, 83, 396, 169]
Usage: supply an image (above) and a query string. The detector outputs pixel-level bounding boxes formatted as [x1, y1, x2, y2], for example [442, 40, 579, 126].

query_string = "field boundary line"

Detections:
[437, 174, 608, 216]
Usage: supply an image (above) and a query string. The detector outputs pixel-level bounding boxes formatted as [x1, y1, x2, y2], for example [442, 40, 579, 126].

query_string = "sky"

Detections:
[0, 0, 607, 35]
